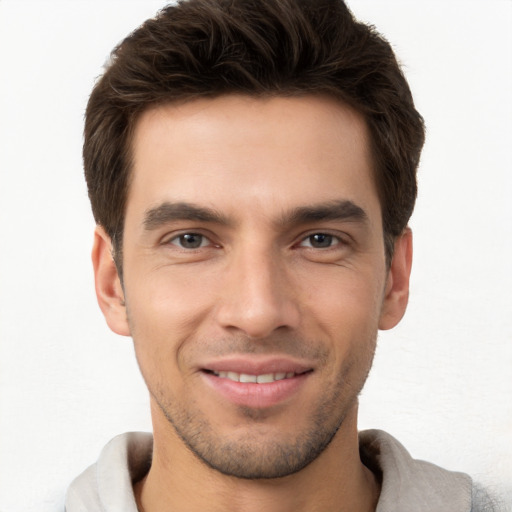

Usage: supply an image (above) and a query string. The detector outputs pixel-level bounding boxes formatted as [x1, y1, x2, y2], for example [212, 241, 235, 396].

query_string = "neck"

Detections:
[135, 402, 379, 512]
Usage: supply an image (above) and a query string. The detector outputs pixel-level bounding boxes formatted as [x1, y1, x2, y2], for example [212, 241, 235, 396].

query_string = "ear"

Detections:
[92, 226, 131, 336]
[378, 227, 413, 330]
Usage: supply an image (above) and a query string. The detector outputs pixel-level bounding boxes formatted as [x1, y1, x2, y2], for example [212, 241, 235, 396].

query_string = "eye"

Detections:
[169, 233, 210, 249]
[299, 233, 341, 249]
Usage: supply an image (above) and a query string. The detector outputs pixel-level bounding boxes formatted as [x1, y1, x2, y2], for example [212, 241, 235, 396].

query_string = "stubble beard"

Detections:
[144, 336, 376, 480]
[155, 382, 350, 479]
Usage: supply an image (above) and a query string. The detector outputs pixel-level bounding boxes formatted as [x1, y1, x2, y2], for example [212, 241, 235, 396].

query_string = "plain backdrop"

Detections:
[0, 1, 511, 510]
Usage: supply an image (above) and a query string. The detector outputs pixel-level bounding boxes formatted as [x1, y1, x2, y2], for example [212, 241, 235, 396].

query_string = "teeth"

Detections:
[212, 371, 297, 383]
[256, 373, 275, 383]
[240, 374, 257, 383]
[227, 371, 239, 381]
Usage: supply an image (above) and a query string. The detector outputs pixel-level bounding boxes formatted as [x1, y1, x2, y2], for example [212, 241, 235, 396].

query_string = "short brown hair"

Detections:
[84, 0, 425, 267]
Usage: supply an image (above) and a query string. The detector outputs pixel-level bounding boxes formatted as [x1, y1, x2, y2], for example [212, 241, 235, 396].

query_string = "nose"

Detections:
[215, 244, 301, 339]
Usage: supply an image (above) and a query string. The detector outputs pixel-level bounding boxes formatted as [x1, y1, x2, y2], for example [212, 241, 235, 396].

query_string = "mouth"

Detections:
[200, 361, 313, 408]
[204, 369, 310, 384]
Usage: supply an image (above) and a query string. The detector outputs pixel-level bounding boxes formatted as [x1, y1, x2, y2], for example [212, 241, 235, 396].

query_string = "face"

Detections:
[94, 95, 411, 479]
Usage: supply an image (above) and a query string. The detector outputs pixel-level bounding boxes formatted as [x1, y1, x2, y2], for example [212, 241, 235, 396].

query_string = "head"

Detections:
[84, 0, 424, 276]
[87, 0, 423, 481]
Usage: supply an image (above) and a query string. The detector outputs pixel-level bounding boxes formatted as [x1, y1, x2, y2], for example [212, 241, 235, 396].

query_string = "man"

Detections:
[65, 0, 497, 510]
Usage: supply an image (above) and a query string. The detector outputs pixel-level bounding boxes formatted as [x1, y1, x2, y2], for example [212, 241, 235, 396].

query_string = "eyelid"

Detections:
[172, 234, 209, 249]
[161, 229, 219, 248]
[296, 230, 350, 248]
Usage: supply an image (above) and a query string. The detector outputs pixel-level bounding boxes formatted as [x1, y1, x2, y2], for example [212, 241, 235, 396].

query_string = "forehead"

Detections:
[127, 94, 380, 225]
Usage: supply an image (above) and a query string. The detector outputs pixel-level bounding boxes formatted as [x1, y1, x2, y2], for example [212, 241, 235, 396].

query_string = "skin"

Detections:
[93, 95, 412, 512]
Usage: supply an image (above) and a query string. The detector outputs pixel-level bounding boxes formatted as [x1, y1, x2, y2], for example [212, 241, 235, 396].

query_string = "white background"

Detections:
[0, 1, 511, 510]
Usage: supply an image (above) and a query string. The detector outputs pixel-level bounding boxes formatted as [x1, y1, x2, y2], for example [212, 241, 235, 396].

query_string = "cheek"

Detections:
[305, 265, 385, 327]
[302, 266, 384, 366]
[124, 269, 221, 369]
[129, 265, 220, 324]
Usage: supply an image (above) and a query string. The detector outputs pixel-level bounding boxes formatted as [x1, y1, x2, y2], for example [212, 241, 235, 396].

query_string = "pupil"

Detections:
[181, 233, 202, 248]
[311, 234, 332, 248]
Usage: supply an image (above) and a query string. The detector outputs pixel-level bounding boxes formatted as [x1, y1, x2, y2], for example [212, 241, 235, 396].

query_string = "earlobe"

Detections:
[92, 226, 131, 337]
[378, 228, 413, 331]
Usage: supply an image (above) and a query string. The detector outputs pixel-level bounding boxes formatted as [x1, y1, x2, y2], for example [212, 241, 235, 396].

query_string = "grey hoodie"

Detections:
[66, 429, 499, 511]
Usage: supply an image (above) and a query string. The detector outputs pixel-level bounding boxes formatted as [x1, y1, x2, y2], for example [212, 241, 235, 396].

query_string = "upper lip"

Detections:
[200, 356, 313, 376]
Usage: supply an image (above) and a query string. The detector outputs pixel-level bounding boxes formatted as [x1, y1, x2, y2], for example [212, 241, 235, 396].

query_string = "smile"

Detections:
[210, 371, 297, 383]
[202, 366, 312, 408]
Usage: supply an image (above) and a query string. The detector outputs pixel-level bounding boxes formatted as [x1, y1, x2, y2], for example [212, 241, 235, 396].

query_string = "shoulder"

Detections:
[65, 432, 152, 512]
[359, 429, 501, 512]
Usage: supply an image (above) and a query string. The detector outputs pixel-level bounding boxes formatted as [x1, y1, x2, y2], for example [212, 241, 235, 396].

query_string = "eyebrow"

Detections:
[143, 202, 230, 230]
[142, 199, 369, 231]
[280, 200, 369, 227]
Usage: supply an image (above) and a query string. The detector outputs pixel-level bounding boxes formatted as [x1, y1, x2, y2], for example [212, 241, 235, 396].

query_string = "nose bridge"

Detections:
[216, 238, 299, 338]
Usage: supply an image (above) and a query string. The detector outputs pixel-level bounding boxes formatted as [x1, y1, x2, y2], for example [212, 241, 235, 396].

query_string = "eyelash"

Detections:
[297, 232, 346, 250]
[165, 232, 214, 250]
[164, 231, 348, 251]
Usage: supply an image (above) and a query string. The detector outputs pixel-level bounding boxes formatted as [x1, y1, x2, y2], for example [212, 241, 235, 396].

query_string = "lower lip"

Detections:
[201, 372, 310, 409]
